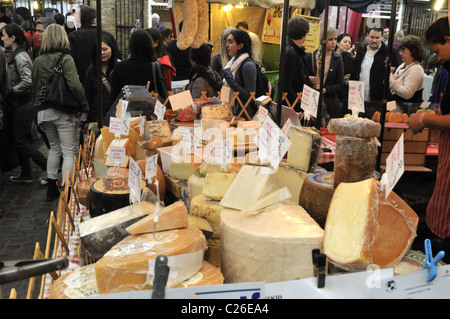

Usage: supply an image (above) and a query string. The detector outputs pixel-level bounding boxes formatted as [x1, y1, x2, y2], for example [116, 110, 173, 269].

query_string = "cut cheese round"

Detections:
[205, 238, 220, 267]
[333, 136, 378, 187]
[88, 176, 146, 217]
[180, 261, 224, 287]
[190, 194, 222, 239]
[327, 115, 381, 138]
[220, 202, 324, 283]
[323, 178, 418, 270]
[95, 226, 206, 294]
[299, 172, 335, 228]
[49, 264, 98, 299]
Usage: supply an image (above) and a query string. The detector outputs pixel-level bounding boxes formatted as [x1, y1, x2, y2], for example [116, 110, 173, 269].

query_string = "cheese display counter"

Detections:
[29, 95, 448, 300]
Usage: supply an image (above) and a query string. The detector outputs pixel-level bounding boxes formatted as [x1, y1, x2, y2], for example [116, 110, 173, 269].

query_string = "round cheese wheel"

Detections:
[327, 115, 381, 138]
[88, 176, 146, 217]
[299, 172, 336, 228]
[220, 202, 324, 283]
[95, 226, 206, 294]
[76, 177, 98, 207]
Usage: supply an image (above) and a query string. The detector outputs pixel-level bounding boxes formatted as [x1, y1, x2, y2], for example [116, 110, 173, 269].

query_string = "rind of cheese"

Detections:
[327, 115, 381, 138]
[287, 126, 322, 172]
[190, 194, 222, 239]
[220, 202, 324, 283]
[144, 120, 172, 146]
[333, 136, 378, 187]
[298, 172, 335, 228]
[219, 165, 279, 211]
[95, 226, 206, 294]
[202, 172, 236, 200]
[323, 179, 380, 269]
[49, 264, 98, 299]
[125, 201, 189, 235]
[274, 163, 310, 203]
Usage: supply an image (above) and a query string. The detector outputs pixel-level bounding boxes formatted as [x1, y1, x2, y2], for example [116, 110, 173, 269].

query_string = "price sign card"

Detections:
[109, 117, 129, 137]
[109, 146, 126, 167]
[145, 154, 158, 182]
[383, 132, 404, 198]
[281, 117, 292, 137]
[300, 85, 319, 118]
[255, 116, 291, 170]
[348, 81, 365, 114]
[258, 105, 268, 122]
[154, 100, 166, 121]
[128, 157, 141, 204]
[115, 99, 128, 118]
[168, 90, 193, 111]
[179, 127, 193, 156]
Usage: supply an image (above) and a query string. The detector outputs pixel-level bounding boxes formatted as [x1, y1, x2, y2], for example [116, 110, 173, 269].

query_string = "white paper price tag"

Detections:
[258, 106, 268, 122]
[382, 133, 404, 198]
[128, 157, 141, 204]
[145, 154, 158, 182]
[179, 127, 193, 156]
[300, 85, 319, 118]
[109, 145, 126, 167]
[348, 81, 365, 114]
[281, 117, 292, 137]
[109, 117, 129, 137]
[139, 115, 145, 138]
[154, 101, 166, 121]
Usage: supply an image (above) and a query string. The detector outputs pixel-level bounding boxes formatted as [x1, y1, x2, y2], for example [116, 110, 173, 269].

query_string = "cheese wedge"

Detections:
[202, 172, 236, 200]
[241, 187, 292, 215]
[274, 163, 310, 203]
[125, 201, 189, 235]
[219, 165, 279, 211]
[106, 138, 136, 157]
[287, 126, 321, 172]
[95, 226, 206, 294]
[144, 120, 172, 146]
[190, 194, 222, 239]
[169, 154, 202, 180]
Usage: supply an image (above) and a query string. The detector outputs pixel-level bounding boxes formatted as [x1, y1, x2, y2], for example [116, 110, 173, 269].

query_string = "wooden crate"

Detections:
[381, 123, 429, 166]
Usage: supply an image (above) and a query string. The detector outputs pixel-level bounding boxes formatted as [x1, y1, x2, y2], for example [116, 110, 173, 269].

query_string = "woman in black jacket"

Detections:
[109, 29, 167, 108]
[283, 16, 312, 112]
[306, 27, 345, 122]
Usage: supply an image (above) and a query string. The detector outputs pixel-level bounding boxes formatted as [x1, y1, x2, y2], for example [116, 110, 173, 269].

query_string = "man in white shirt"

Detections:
[236, 21, 264, 68]
[382, 27, 389, 45]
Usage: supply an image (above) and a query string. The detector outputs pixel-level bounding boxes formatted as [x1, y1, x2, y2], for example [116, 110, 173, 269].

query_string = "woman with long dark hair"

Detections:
[2, 23, 47, 185]
[84, 33, 121, 125]
[222, 29, 258, 119]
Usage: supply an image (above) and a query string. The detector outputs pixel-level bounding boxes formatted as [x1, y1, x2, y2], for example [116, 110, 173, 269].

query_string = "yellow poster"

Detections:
[262, 8, 321, 53]
[292, 12, 321, 53]
[262, 5, 283, 44]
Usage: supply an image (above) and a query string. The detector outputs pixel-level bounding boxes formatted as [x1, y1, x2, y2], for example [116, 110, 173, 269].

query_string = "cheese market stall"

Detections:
[13, 0, 448, 301]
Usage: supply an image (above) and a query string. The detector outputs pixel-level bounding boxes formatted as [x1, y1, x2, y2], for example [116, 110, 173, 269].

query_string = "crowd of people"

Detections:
[0, 6, 449, 251]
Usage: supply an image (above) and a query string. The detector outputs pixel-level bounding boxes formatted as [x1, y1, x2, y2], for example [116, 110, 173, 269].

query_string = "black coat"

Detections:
[305, 49, 345, 119]
[283, 39, 311, 112]
[68, 26, 114, 86]
[351, 41, 400, 102]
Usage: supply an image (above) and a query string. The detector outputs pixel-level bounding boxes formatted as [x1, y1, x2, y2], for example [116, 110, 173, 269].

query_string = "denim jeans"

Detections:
[11, 101, 47, 177]
[40, 117, 78, 184]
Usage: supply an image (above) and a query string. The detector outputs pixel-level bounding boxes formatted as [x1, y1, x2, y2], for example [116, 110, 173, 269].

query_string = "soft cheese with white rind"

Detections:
[220, 202, 324, 283]
[219, 165, 279, 211]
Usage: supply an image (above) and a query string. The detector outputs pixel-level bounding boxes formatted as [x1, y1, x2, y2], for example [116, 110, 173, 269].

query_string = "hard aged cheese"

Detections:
[169, 154, 202, 180]
[219, 165, 279, 211]
[220, 202, 324, 283]
[49, 264, 98, 299]
[95, 226, 206, 294]
[79, 201, 156, 260]
[327, 115, 381, 138]
[190, 194, 223, 239]
[202, 172, 236, 200]
[144, 120, 172, 146]
[287, 126, 322, 172]
[323, 178, 418, 270]
[273, 163, 310, 203]
[125, 201, 189, 235]
[241, 187, 292, 215]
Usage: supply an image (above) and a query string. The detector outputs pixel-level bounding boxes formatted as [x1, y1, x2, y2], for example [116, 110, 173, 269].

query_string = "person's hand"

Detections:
[408, 112, 425, 134]
[222, 68, 233, 82]
[309, 76, 318, 86]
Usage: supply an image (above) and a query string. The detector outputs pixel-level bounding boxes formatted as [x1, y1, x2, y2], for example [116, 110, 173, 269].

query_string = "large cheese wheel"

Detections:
[333, 136, 378, 187]
[298, 172, 335, 228]
[88, 176, 146, 217]
[95, 226, 206, 294]
[327, 115, 381, 138]
[323, 178, 418, 270]
[220, 202, 324, 283]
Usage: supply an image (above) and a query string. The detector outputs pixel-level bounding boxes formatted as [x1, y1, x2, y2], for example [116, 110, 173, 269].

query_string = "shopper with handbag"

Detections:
[32, 24, 89, 201]
[1, 23, 48, 185]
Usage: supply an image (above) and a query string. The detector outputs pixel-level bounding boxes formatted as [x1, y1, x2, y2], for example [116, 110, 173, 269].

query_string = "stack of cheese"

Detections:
[323, 178, 419, 271]
[327, 115, 381, 187]
[58, 200, 223, 298]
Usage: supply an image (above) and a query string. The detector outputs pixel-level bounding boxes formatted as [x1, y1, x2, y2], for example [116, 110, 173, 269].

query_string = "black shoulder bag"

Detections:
[39, 54, 83, 114]
[151, 61, 169, 103]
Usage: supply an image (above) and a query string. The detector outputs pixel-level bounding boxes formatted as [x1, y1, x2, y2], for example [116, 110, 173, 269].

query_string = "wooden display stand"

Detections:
[381, 123, 431, 172]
